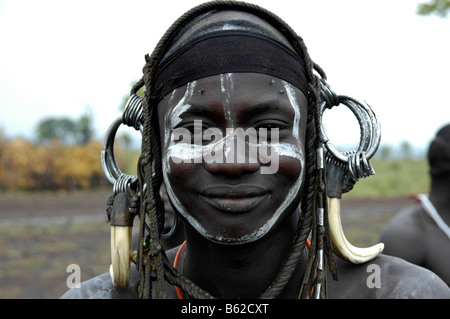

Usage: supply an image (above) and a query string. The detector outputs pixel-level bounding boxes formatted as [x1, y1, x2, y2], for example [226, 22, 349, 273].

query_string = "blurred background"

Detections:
[0, 0, 448, 298]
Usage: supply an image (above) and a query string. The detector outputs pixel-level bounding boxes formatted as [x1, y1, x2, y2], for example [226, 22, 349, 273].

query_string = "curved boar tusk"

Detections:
[328, 197, 384, 264]
[110, 225, 132, 288]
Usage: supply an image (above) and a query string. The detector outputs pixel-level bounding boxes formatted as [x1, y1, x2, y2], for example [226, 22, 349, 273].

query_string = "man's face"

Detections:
[157, 72, 308, 244]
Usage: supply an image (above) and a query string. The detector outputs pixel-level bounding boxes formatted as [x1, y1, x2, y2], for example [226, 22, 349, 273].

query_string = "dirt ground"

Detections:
[0, 189, 413, 299]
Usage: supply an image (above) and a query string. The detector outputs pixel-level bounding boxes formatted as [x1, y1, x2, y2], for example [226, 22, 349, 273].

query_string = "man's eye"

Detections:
[257, 123, 284, 130]
[178, 123, 208, 134]
[178, 123, 211, 145]
[254, 122, 288, 142]
[255, 122, 287, 131]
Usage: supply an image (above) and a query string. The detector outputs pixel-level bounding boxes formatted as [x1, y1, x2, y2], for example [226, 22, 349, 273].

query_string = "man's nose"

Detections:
[204, 133, 261, 176]
[204, 158, 261, 176]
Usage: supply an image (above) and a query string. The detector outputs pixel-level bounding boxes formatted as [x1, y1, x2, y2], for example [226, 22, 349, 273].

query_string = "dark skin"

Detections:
[60, 10, 450, 299]
[156, 73, 450, 299]
[160, 183, 185, 250]
[380, 173, 450, 286]
[158, 73, 306, 245]
[61, 73, 450, 299]
[177, 210, 305, 299]
[157, 73, 307, 299]
[130, 183, 185, 251]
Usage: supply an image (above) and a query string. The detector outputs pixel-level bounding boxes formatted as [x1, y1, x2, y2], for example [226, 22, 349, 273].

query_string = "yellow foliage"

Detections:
[0, 137, 108, 190]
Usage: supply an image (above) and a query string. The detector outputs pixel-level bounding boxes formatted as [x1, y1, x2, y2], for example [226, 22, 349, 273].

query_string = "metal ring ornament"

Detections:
[122, 94, 144, 131]
[319, 82, 381, 180]
[103, 94, 144, 288]
[101, 94, 143, 192]
[101, 94, 181, 241]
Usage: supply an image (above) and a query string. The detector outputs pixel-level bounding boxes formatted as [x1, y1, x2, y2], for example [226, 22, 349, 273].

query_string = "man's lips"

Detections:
[199, 185, 269, 213]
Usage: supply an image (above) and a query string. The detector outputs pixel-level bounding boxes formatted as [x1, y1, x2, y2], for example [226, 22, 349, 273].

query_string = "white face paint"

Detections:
[258, 80, 305, 236]
[220, 73, 234, 124]
[224, 81, 305, 243]
[161, 75, 306, 244]
[162, 80, 207, 235]
[164, 81, 197, 152]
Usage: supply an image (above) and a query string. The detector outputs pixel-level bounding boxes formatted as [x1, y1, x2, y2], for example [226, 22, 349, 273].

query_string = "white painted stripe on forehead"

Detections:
[168, 81, 197, 129]
[220, 73, 234, 125]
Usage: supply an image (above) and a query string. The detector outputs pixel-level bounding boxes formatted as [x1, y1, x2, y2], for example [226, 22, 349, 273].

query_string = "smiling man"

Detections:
[158, 73, 306, 245]
[61, 1, 450, 299]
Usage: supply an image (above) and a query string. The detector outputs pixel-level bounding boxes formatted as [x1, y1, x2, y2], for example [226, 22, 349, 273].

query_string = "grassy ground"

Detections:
[1, 211, 401, 299]
[0, 221, 110, 298]
[0, 159, 426, 298]
[346, 159, 429, 198]
[0, 189, 112, 299]
[0, 193, 412, 299]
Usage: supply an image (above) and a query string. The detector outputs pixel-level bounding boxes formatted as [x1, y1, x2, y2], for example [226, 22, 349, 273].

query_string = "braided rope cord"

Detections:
[131, 0, 337, 299]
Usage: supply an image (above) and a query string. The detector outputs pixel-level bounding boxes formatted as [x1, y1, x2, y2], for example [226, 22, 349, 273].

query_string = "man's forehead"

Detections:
[164, 73, 292, 99]
[158, 74, 305, 116]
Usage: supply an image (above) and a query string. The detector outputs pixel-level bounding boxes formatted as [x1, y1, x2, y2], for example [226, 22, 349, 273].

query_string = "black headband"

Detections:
[153, 30, 309, 98]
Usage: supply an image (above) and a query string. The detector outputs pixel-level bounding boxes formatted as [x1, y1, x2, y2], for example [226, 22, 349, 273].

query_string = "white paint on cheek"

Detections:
[166, 143, 203, 164]
[163, 165, 209, 238]
[161, 81, 213, 239]
[276, 142, 303, 160]
[238, 81, 305, 243]
[274, 81, 305, 213]
[163, 81, 197, 172]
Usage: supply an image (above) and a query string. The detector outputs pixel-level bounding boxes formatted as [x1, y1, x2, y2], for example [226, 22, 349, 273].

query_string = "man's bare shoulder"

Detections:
[379, 205, 428, 263]
[60, 269, 138, 299]
[381, 205, 425, 242]
[58, 244, 184, 299]
[328, 254, 450, 299]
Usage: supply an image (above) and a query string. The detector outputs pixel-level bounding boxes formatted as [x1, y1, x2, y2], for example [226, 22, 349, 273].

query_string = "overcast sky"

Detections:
[0, 0, 449, 152]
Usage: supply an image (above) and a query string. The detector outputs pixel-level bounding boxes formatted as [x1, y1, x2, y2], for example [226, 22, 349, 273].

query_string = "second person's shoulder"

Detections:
[328, 254, 450, 299]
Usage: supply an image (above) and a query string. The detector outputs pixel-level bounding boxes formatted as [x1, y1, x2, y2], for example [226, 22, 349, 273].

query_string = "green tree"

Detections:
[36, 109, 94, 145]
[36, 117, 76, 145]
[417, 0, 450, 18]
[399, 140, 414, 159]
[74, 112, 94, 145]
[377, 144, 394, 160]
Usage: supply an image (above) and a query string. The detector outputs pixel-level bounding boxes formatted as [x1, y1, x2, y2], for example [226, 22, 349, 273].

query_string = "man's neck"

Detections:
[428, 177, 450, 223]
[181, 212, 306, 299]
